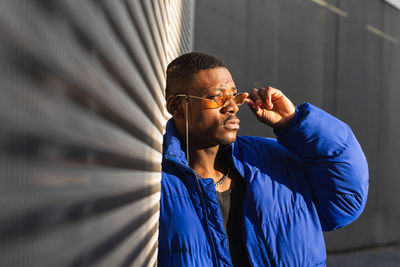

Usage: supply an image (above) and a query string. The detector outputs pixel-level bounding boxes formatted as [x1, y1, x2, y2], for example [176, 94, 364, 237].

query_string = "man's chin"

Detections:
[218, 133, 237, 146]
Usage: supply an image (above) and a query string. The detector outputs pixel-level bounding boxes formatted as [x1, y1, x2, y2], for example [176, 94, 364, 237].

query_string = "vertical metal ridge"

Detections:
[97, 0, 167, 118]
[0, 0, 194, 266]
[59, 0, 167, 130]
[140, 0, 169, 76]
[123, 0, 166, 92]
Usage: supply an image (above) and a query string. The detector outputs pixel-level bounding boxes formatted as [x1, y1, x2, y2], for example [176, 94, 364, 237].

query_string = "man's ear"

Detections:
[166, 95, 184, 118]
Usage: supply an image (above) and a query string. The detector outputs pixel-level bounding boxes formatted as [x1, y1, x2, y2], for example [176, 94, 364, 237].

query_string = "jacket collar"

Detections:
[162, 118, 245, 178]
[163, 119, 189, 166]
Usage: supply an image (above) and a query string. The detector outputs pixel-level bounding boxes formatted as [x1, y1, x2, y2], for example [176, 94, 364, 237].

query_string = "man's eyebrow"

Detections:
[212, 87, 237, 92]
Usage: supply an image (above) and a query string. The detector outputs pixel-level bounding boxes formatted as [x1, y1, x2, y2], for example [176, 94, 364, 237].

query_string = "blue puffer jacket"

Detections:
[158, 103, 369, 267]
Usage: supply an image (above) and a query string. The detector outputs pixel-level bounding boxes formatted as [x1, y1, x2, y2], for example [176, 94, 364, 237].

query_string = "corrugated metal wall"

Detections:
[193, 0, 399, 252]
[0, 0, 194, 266]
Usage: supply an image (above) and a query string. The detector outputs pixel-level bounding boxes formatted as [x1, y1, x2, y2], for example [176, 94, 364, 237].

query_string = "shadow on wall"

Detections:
[0, 0, 194, 266]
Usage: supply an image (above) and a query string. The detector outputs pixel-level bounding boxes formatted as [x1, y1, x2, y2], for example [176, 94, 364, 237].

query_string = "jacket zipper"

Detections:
[194, 175, 219, 266]
[166, 157, 219, 265]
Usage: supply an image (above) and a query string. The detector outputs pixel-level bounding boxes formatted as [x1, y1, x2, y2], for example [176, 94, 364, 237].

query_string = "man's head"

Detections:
[166, 52, 242, 149]
[165, 52, 227, 99]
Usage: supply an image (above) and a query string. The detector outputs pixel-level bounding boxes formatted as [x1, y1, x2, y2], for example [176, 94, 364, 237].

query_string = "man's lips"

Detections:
[223, 118, 240, 130]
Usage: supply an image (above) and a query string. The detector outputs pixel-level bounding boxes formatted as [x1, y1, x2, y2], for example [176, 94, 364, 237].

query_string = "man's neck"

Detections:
[189, 145, 228, 180]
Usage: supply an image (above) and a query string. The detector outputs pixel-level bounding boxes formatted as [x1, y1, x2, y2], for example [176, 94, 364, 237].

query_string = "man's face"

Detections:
[180, 67, 240, 149]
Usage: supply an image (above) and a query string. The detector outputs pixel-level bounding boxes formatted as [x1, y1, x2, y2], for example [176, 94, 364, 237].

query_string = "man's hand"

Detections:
[245, 86, 296, 130]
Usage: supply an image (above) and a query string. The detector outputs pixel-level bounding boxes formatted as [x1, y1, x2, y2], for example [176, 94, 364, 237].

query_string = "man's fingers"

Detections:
[246, 91, 253, 108]
[245, 97, 259, 112]
[248, 86, 284, 111]
[265, 87, 274, 109]
[245, 97, 255, 107]
[258, 89, 269, 108]
[268, 87, 284, 103]
[249, 88, 262, 106]
[246, 86, 295, 127]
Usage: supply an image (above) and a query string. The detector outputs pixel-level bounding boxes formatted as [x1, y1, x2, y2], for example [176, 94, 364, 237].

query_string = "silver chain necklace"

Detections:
[195, 165, 230, 187]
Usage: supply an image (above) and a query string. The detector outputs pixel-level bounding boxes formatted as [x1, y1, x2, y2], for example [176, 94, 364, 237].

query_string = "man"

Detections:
[158, 52, 368, 266]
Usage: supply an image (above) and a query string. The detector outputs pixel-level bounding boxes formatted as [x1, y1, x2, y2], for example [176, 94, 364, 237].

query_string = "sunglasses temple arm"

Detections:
[185, 96, 190, 165]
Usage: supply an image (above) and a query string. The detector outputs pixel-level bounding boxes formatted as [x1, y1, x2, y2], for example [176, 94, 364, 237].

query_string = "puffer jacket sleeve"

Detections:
[274, 103, 369, 231]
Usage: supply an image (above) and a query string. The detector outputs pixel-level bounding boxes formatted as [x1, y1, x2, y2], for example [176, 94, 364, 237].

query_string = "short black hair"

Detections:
[165, 52, 226, 99]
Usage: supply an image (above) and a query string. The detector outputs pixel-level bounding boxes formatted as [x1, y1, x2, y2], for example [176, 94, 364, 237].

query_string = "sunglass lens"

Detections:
[235, 93, 247, 106]
[216, 93, 247, 107]
[217, 95, 231, 106]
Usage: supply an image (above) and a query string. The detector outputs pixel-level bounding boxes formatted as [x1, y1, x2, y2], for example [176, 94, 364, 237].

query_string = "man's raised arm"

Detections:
[246, 87, 369, 231]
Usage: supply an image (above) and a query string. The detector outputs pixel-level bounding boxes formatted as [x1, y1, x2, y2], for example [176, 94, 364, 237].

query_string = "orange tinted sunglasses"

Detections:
[175, 92, 248, 109]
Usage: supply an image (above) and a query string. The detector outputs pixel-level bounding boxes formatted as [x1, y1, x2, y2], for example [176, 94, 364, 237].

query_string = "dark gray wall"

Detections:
[194, 0, 400, 252]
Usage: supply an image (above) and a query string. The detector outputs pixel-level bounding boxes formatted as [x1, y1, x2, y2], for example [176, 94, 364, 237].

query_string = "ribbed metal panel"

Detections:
[0, 0, 194, 266]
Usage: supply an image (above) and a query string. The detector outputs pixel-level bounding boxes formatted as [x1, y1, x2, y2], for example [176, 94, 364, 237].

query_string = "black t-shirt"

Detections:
[216, 176, 251, 266]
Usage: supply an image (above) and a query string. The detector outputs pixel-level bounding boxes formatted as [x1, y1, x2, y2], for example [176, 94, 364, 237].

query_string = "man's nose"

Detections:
[224, 97, 239, 113]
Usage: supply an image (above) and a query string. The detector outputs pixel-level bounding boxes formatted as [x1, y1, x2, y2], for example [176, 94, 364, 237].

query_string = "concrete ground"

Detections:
[327, 245, 400, 267]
